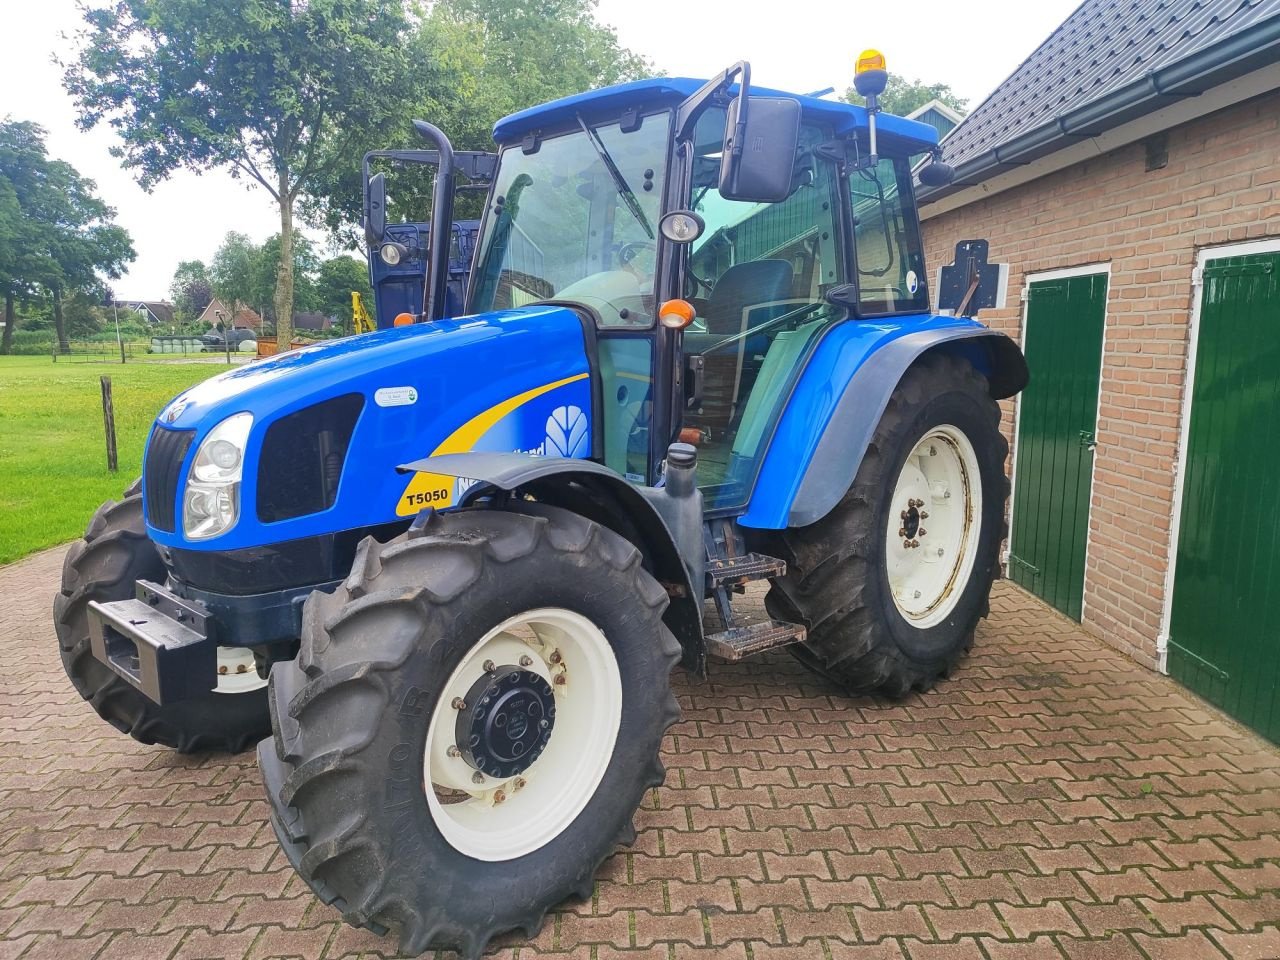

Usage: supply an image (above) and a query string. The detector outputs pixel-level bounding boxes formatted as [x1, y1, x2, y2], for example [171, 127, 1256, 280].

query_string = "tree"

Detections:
[303, 0, 653, 245]
[169, 259, 213, 323]
[844, 76, 968, 119]
[64, 0, 416, 351]
[210, 232, 264, 321]
[315, 255, 373, 332]
[0, 120, 134, 353]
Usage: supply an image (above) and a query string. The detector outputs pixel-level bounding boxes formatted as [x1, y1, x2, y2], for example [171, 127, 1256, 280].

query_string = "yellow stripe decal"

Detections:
[430, 372, 589, 456]
[396, 372, 589, 516]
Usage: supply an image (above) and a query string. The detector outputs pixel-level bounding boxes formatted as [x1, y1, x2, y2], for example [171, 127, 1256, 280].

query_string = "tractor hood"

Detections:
[144, 305, 595, 552]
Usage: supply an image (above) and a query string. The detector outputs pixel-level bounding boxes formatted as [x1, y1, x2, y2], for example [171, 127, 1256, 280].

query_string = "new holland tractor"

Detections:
[54, 54, 1027, 957]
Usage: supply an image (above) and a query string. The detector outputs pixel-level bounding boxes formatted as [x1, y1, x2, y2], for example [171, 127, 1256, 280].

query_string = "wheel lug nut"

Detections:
[493, 789, 506, 804]
[919, 511, 929, 519]
[471, 771, 485, 784]
[483, 659, 496, 673]
[910, 539, 920, 548]
[903, 541, 912, 550]
[218, 665, 228, 675]
[900, 510, 909, 520]
[549, 650, 562, 665]
[553, 674, 567, 686]
[918, 528, 927, 537]
[514, 777, 526, 791]
[452, 697, 466, 710]
[519, 655, 533, 667]
[898, 527, 907, 537]
[447, 745, 461, 758]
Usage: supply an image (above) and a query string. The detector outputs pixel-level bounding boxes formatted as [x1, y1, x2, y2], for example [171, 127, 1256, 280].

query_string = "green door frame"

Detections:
[1007, 262, 1110, 620]
[1158, 236, 1280, 675]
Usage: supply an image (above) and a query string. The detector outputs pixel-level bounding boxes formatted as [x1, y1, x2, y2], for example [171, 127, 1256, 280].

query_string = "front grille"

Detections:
[144, 427, 195, 532]
[257, 394, 364, 524]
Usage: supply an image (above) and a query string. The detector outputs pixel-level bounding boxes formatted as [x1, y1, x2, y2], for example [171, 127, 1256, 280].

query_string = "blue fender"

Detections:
[400, 451, 706, 674]
[739, 314, 1026, 530]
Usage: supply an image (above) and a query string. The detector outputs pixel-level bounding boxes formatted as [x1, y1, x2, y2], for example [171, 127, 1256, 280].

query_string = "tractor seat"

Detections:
[701, 260, 795, 334]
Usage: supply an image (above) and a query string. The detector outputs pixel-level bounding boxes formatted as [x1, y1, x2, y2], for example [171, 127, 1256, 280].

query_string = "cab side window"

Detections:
[850, 157, 929, 314]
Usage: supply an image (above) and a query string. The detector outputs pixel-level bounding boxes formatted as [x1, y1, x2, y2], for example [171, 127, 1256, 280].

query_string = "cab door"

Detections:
[678, 110, 848, 510]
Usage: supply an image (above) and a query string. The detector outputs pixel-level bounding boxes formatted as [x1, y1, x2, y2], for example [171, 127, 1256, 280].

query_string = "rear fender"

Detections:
[399, 452, 706, 675]
[740, 319, 1026, 529]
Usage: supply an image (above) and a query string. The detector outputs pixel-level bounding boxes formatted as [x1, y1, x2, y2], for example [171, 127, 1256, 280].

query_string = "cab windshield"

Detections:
[469, 113, 670, 328]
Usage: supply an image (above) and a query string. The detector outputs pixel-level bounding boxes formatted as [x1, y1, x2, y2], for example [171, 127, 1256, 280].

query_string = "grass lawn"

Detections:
[0, 355, 233, 565]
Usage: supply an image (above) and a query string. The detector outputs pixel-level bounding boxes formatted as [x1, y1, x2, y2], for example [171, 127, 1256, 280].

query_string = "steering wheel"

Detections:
[617, 240, 655, 283]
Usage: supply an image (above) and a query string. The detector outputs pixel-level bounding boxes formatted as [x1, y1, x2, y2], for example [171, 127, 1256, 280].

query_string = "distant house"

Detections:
[112, 300, 176, 326]
[197, 298, 264, 332]
[918, 0, 1280, 742]
[293, 311, 335, 332]
[905, 99, 964, 140]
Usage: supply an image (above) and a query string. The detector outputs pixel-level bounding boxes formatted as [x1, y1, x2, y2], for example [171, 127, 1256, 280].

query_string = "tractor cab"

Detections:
[368, 60, 955, 507]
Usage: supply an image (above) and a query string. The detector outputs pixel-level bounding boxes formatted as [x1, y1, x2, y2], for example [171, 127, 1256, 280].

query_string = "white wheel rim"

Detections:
[423, 608, 622, 861]
[213, 646, 268, 694]
[885, 425, 982, 629]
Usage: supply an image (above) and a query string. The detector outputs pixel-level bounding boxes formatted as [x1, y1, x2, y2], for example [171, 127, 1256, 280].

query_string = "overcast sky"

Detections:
[0, 0, 1080, 300]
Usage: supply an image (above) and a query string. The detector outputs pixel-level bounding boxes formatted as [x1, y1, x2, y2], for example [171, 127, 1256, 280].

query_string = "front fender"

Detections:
[401, 452, 706, 675]
[740, 316, 1026, 529]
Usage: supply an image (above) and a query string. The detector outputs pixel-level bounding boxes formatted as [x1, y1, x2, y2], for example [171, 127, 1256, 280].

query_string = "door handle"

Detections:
[1078, 430, 1097, 452]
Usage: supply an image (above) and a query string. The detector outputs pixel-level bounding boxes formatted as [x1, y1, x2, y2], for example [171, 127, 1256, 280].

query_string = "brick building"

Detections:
[918, 0, 1280, 740]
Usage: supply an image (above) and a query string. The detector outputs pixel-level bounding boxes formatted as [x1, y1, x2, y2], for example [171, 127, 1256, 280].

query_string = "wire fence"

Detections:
[42, 338, 258, 364]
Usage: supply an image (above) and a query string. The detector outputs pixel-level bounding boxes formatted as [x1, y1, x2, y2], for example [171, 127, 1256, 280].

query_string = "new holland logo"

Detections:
[544, 405, 588, 458]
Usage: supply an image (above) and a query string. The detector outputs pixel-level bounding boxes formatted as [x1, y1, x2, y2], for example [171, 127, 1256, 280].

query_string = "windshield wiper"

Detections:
[576, 113, 654, 240]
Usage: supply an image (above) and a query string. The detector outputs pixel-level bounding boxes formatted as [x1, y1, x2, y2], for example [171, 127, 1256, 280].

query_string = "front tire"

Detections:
[262, 504, 680, 958]
[53, 480, 271, 752]
[762, 354, 1009, 697]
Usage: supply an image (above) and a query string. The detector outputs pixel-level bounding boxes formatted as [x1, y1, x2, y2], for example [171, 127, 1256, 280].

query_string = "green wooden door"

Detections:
[1168, 251, 1280, 743]
[1008, 273, 1108, 620]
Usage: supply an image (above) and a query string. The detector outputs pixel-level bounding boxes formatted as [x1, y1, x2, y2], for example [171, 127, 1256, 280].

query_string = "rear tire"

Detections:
[761, 354, 1009, 697]
[261, 504, 680, 958]
[53, 480, 271, 753]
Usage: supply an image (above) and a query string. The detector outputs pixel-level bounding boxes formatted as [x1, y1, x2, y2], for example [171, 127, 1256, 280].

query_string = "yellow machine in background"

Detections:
[351, 291, 375, 334]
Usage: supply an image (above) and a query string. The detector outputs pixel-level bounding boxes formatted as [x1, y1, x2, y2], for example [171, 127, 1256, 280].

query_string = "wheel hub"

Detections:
[455, 665, 556, 779]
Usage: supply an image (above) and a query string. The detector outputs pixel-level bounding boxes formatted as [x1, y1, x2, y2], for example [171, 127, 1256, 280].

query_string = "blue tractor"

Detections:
[54, 56, 1026, 958]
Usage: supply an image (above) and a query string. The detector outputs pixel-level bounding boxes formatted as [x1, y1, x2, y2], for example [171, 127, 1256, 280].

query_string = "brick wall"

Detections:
[920, 92, 1280, 667]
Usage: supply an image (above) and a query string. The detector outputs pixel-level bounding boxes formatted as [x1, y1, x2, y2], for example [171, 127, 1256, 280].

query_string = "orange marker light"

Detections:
[856, 49, 886, 74]
[658, 299, 696, 330]
[393, 312, 415, 327]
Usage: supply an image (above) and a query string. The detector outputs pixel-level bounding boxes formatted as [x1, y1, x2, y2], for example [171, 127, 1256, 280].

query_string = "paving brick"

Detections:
[3, 551, 1280, 960]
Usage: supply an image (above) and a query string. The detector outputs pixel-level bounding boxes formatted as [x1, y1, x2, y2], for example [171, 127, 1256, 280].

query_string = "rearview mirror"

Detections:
[364, 172, 387, 247]
[719, 96, 801, 203]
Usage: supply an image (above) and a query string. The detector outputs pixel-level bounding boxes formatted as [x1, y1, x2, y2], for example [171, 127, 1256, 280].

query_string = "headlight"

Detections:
[183, 412, 253, 540]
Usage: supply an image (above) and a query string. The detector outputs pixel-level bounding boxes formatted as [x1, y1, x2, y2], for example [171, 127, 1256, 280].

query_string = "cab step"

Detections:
[706, 619, 806, 661]
[705, 551, 786, 590]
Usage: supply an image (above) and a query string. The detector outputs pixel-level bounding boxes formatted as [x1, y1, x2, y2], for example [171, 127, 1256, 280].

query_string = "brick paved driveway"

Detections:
[2, 545, 1278, 960]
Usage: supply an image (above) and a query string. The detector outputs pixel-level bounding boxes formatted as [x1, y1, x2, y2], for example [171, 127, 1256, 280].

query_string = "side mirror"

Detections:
[364, 172, 387, 247]
[719, 95, 801, 203]
[918, 160, 956, 187]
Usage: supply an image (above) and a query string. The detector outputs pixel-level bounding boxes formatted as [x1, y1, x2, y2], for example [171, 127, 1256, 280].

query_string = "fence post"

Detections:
[100, 375, 118, 472]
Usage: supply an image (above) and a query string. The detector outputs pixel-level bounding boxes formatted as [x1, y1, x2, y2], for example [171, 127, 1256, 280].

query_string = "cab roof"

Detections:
[492, 77, 940, 154]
